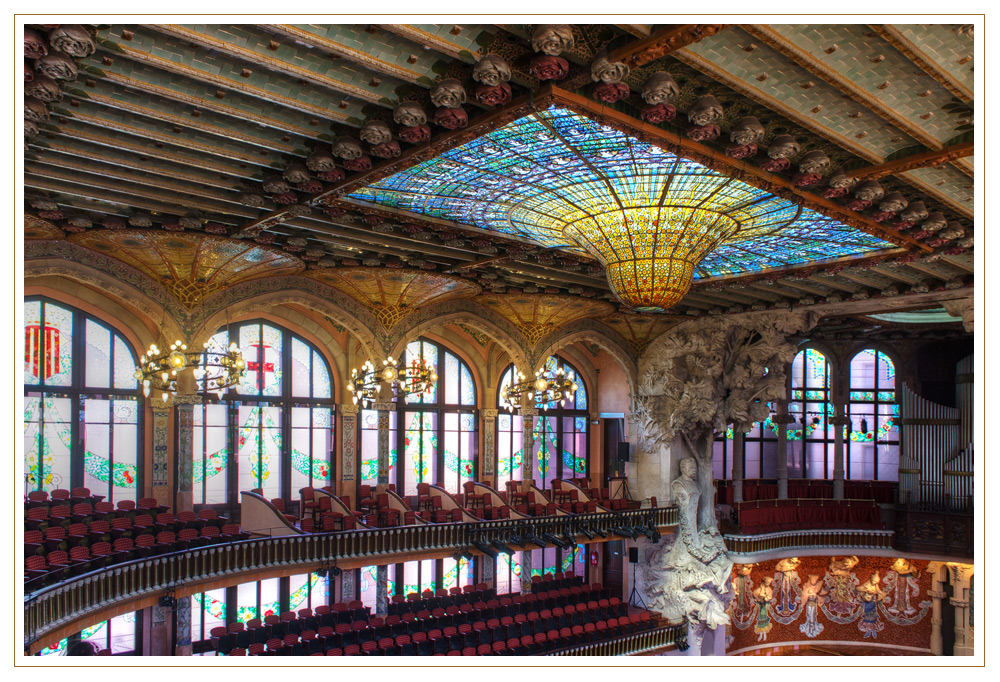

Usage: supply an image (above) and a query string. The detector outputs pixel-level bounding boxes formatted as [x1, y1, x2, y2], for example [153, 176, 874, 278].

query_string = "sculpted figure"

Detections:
[472, 55, 511, 86]
[687, 95, 723, 126]
[730, 116, 764, 145]
[393, 102, 428, 127]
[767, 135, 799, 160]
[752, 576, 775, 641]
[331, 136, 364, 161]
[359, 121, 393, 146]
[829, 555, 859, 576]
[856, 572, 887, 639]
[642, 71, 680, 105]
[798, 150, 830, 175]
[531, 24, 575, 55]
[798, 575, 828, 638]
[429, 78, 467, 109]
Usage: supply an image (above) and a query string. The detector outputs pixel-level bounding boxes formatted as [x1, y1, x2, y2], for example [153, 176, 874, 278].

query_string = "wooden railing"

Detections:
[549, 624, 686, 656]
[723, 528, 895, 558]
[24, 507, 676, 651]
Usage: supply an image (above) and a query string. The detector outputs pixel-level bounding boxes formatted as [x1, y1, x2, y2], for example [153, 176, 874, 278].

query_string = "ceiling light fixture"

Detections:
[500, 364, 577, 412]
[347, 354, 437, 408]
[135, 337, 246, 403]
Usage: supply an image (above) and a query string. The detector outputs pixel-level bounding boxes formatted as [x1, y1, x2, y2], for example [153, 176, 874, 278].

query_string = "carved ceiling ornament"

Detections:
[531, 24, 575, 56]
[472, 54, 511, 86]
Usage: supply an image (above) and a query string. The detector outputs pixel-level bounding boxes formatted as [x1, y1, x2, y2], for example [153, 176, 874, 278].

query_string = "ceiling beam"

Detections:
[850, 142, 974, 180]
[673, 47, 972, 219]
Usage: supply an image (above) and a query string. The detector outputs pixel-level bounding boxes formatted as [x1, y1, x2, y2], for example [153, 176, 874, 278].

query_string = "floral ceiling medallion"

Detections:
[306, 267, 480, 331]
[67, 230, 304, 309]
[476, 293, 615, 347]
[349, 106, 901, 312]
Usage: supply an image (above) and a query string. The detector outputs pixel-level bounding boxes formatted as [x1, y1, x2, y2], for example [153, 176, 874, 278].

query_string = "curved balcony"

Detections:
[723, 528, 895, 562]
[24, 506, 677, 653]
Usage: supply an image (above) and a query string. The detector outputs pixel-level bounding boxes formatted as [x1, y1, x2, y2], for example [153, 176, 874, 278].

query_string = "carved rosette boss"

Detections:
[472, 54, 512, 106]
[529, 24, 573, 81]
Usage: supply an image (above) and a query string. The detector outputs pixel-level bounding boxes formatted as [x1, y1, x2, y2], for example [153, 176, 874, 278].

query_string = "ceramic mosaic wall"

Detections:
[727, 555, 933, 653]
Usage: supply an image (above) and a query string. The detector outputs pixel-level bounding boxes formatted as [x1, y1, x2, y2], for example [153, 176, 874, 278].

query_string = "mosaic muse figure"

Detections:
[799, 574, 828, 638]
[752, 576, 775, 641]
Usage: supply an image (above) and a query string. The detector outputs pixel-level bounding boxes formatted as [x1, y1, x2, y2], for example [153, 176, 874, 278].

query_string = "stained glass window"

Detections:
[361, 337, 476, 498]
[38, 611, 139, 656]
[848, 350, 899, 481]
[789, 348, 835, 479]
[495, 551, 523, 596]
[496, 356, 589, 490]
[717, 405, 779, 480]
[189, 320, 334, 509]
[23, 298, 141, 501]
[360, 564, 396, 611]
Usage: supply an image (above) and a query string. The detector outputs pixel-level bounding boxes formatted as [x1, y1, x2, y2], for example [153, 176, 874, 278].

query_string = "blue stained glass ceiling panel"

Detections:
[348, 106, 900, 280]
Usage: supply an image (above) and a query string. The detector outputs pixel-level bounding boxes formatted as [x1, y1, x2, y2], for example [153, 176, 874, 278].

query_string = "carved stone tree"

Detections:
[630, 311, 816, 652]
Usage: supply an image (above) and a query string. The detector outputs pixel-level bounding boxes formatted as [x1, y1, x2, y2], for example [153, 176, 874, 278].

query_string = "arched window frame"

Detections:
[23, 296, 144, 501]
[787, 347, 836, 480]
[358, 337, 478, 498]
[495, 356, 590, 492]
[846, 348, 900, 481]
[185, 319, 335, 510]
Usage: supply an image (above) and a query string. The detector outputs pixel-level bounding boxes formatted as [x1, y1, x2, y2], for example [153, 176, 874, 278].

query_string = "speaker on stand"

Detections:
[626, 545, 647, 609]
[616, 442, 630, 478]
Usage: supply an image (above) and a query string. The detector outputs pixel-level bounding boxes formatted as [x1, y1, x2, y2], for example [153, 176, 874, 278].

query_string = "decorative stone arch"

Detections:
[926, 561, 976, 656]
[532, 323, 638, 398]
[23, 272, 183, 355]
[191, 287, 381, 382]
[385, 301, 531, 374]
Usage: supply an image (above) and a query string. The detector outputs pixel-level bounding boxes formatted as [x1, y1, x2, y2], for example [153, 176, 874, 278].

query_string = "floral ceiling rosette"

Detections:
[349, 106, 902, 312]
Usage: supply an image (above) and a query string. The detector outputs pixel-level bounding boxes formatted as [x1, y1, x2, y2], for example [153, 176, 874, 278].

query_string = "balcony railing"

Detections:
[723, 528, 895, 558]
[549, 624, 687, 656]
[24, 507, 676, 652]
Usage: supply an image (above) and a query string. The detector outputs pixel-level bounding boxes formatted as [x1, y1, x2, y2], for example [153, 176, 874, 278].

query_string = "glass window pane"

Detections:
[40, 302, 74, 387]
[113, 335, 138, 390]
[24, 300, 41, 385]
[85, 319, 112, 389]
[291, 337, 310, 398]
[312, 350, 332, 399]
[445, 352, 459, 404]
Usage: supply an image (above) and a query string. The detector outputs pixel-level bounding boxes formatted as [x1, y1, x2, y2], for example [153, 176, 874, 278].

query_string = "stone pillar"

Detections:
[376, 564, 389, 617]
[481, 553, 495, 588]
[774, 402, 792, 499]
[520, 408, 538, 491]
[520, 549, 533, 594]
[831, 413, 849, 500]
[151, 407, 171, 507]
[482, 408, 497, 483]
[373, 402, 393, 490]
[174, 593, 192, 656]
[732, 431, 745, 504]
[928, 588, 946, 656]
[340, 403, 358, 491]
[949, 563, 974, 656]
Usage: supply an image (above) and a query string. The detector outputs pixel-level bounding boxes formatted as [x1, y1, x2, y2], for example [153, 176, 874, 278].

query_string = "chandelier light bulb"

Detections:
[535, 377, 549, 392]
[162, 392, 169, 403]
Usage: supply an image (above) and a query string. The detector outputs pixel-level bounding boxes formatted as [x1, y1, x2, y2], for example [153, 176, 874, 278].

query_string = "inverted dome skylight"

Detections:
[348, 106, 900, 309]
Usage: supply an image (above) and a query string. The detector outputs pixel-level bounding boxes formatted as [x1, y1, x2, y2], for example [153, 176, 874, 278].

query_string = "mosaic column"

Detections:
[149, 603, 173, 656]
[151, 406, 171, 507]
[732, 431, 745, 504]
[340, 403, 358, 486]
[173, 395, 200, 513]
[341, 568, 355, 603]
[519, 548, 533, 595]
[174, 593, 192, 656]
[928, 587, 946, 656]
[376, 564, 389, 617]
[520, 407, 538, 490]
[481, 408, 497, 482]
[373, 402, 393, 489]
[481, 554, 494, 588]
[831, 413, 849, 500]
[950, 564, 974, 656]
[774, 402, 793, 499]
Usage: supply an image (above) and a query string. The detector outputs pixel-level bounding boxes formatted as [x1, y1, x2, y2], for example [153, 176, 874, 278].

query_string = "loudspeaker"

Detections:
[616, 442, 630, 462]
[628, 547, 638, 564]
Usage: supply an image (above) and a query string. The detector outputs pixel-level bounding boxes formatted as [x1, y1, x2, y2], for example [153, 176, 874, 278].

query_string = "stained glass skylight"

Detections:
[349, 106, 901, 309]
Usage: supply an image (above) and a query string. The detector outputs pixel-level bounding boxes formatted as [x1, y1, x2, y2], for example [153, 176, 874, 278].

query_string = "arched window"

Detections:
[188, 320, 334, 508]
[23, 297, 142, 501]
[495, 356, 589, 492]
[847, 349, 900, 480]
[359, 337, 477, 497]
[788, 348, 835, 479]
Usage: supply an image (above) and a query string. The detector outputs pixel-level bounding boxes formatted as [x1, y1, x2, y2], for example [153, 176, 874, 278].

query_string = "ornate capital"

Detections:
[339, 403, 359, 416]
[520, 408, 539, 418]
[482, 408, 499, 420]
[371, 402, 394, 412]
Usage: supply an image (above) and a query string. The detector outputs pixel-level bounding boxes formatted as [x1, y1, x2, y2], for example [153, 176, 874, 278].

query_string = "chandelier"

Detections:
[347, 355, 438, 408]
[134, 337, 247, 402]
[500, 365, 578, 412]
[563, 205, 740, 313]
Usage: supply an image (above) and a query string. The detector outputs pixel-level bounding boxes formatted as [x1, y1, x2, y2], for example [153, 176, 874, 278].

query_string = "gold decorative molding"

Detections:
[24, 214, 66, 241]
[476, 293, 615, 347]
[850, 142, 974, 180]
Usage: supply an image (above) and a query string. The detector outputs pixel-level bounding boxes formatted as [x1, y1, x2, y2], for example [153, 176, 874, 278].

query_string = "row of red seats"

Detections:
[718, 479, 898, 505]
[230, 601, 650, 656]
[735, 499, 883, 534]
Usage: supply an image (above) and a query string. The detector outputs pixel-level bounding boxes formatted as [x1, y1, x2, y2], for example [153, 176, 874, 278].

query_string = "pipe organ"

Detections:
[899, 354, 974, 509]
